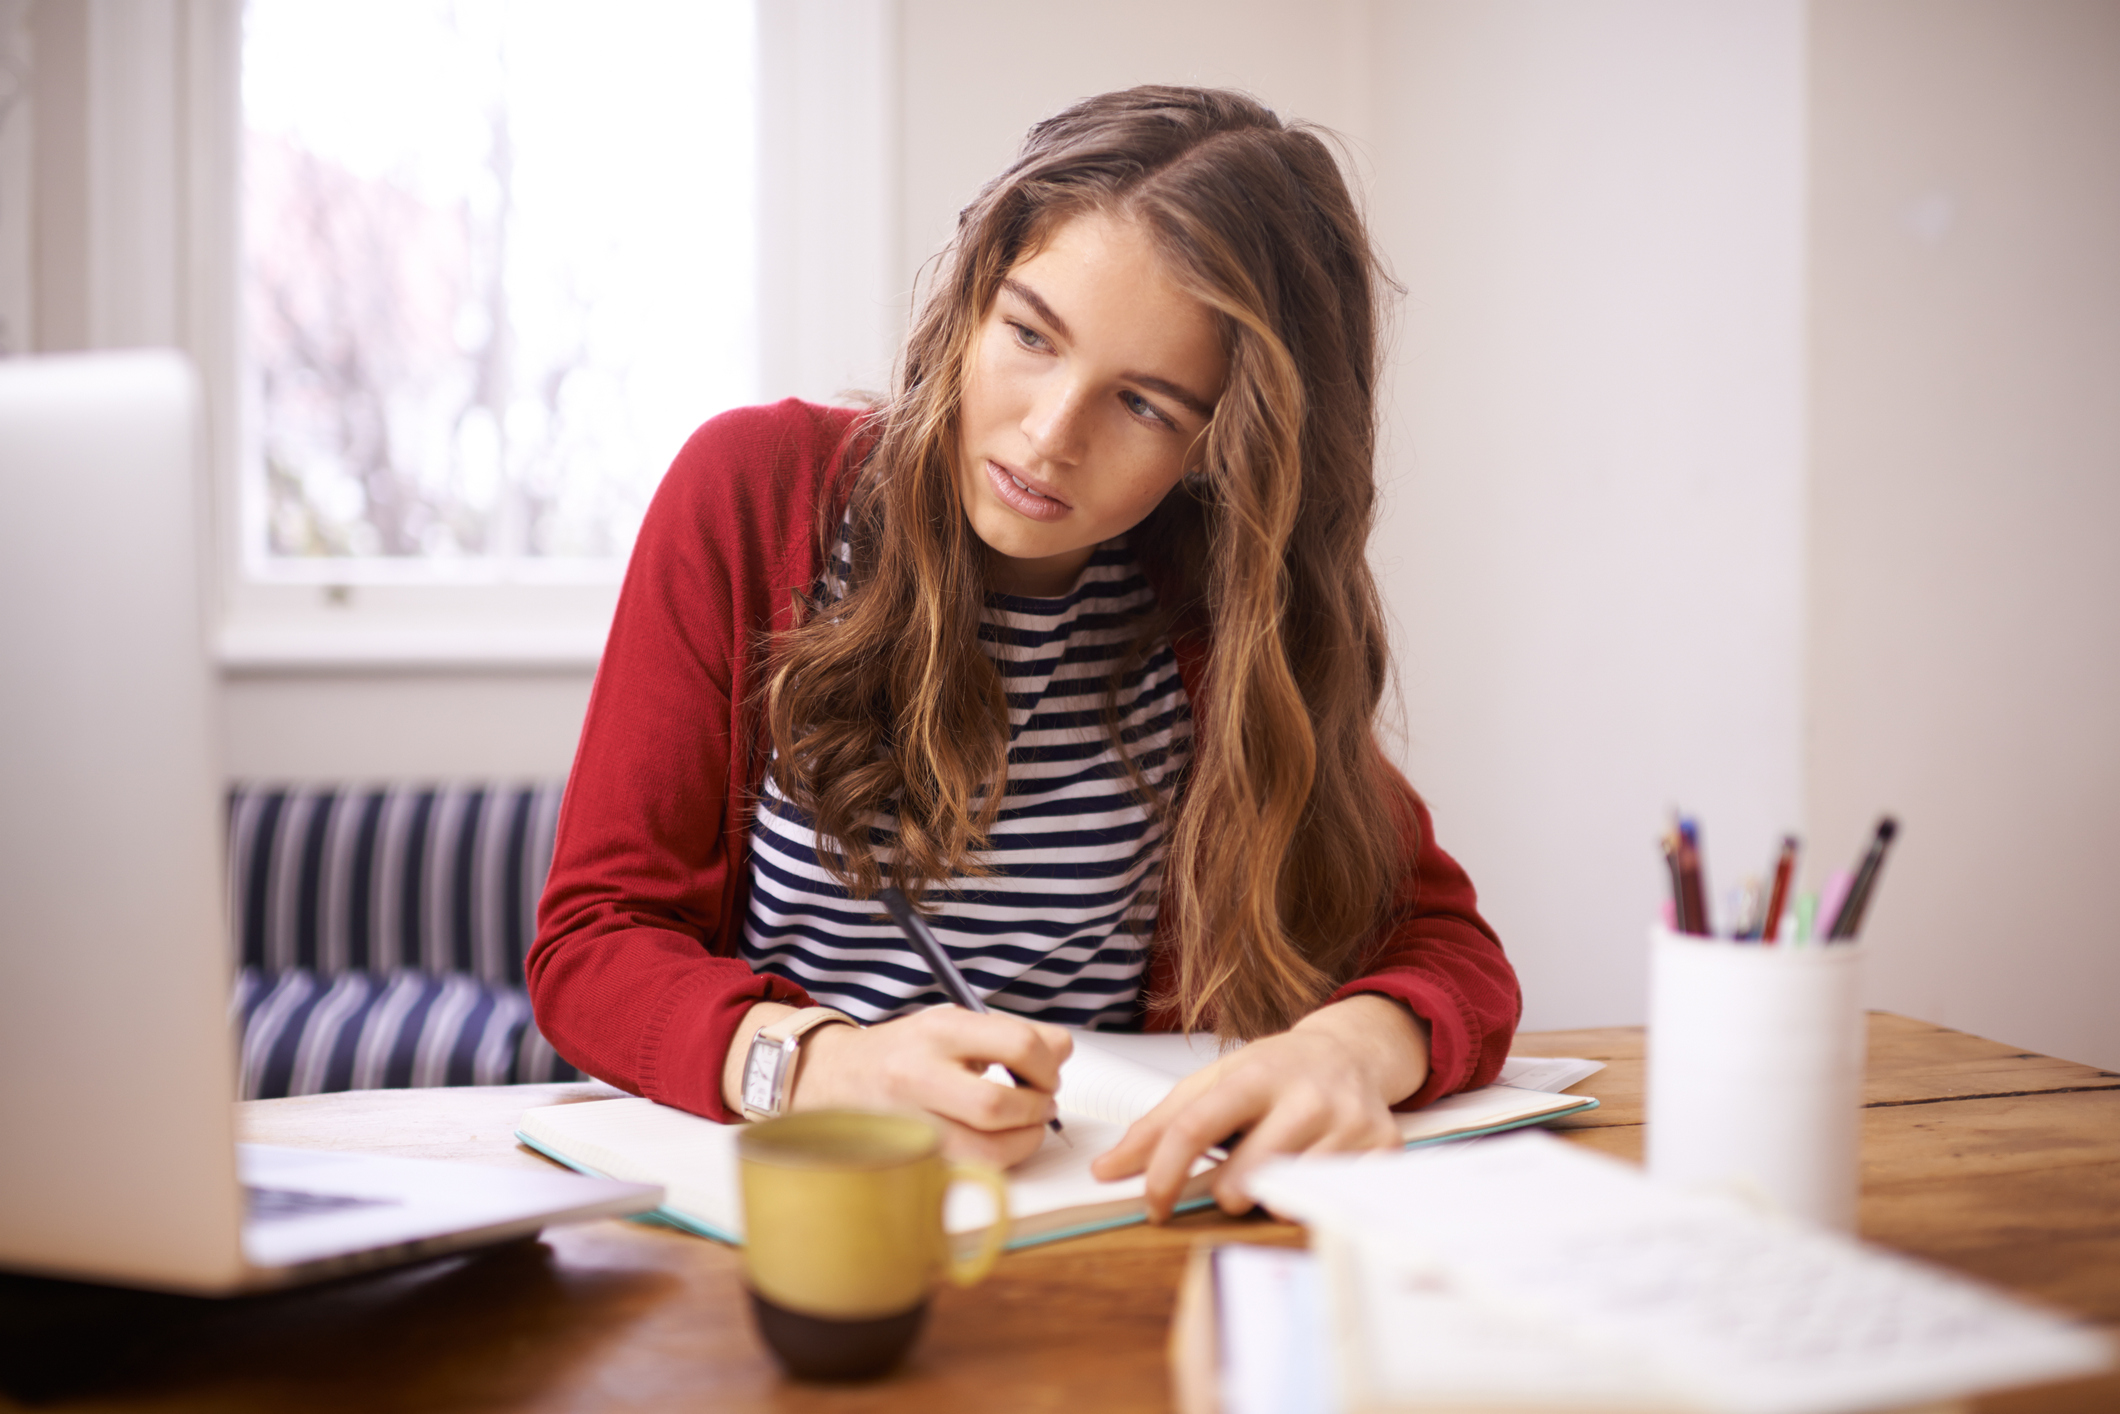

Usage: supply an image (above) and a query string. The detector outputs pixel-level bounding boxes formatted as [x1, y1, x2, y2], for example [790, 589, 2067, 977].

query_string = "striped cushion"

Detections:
[227, 783, 579, 1096]
[227, 783, 562, 986]
[234, 968, 579, 1100]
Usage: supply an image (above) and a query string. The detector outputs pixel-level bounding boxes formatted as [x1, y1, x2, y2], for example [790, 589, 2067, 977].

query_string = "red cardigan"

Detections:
[529, 400, 1521, 1123]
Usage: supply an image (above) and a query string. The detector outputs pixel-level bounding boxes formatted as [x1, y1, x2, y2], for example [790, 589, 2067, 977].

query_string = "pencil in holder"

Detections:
[1646, 924, 1865, 1231]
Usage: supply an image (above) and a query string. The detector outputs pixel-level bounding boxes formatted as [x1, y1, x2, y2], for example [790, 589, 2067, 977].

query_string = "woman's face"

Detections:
[956, 211, 1226, 598]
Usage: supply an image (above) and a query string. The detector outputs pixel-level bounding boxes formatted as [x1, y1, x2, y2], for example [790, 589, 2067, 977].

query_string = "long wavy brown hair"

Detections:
[763, 86, 1410, 1040]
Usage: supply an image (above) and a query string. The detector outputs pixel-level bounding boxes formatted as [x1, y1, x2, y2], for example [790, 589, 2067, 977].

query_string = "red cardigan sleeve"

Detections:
[527, 401, 858, 1121]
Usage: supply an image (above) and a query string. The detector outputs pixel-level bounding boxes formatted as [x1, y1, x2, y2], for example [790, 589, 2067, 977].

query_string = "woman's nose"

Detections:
[1021, 378, 1088, 467]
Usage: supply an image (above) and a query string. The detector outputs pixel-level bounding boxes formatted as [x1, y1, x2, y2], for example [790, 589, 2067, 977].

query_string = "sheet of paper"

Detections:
[518, 1097, 744, 1240]
[1055, 1037, 1193, 1125]
[1058, 1035, 1595, 1145]
[520, 1096, 1217, 1248]
[1321, 1226, 1682, 1410]
[1063, 1028, 1236, 1080]
[942, 1114, 1215, 1240]
[1390, 1083, 1595, 1145]
[518, 1040, 1599, 1258]
[1496, 1055, 1606, 1093]
[1070, 1028, 1603, 1097]
[1249, 1133, 2113, 1414]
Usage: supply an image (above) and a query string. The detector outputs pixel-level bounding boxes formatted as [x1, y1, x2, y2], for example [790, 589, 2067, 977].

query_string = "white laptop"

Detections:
[0, 351, 659, 1294]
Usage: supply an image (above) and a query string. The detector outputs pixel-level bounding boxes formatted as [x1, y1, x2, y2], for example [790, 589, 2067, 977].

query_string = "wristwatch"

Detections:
[739, 1006, 857, 1121]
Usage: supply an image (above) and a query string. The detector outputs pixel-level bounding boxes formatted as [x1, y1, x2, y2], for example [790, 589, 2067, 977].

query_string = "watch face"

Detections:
[744, 1040, 786, 1115]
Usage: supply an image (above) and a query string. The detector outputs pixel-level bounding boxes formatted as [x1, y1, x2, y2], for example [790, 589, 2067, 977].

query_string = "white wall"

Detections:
[898, 0, 1373, 301]
[1365, 2, 1808, 1032]
[1810, 0, 2120, 1070]
[757, 0, 901, 404]
[221, 671, 593, 782]
[25, 1, 2110, 1061]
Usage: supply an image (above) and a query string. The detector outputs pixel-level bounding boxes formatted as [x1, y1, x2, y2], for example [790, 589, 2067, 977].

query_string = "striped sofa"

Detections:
[229, 782, 582, 1100]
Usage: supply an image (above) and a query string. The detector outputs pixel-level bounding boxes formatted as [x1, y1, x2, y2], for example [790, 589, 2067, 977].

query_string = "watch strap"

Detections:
[758, 1005, 857, 1047]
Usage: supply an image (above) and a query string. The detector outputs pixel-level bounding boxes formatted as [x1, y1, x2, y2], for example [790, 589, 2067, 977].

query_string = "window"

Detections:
[13, 0, 898, 667]
[241, 1, 756, 572]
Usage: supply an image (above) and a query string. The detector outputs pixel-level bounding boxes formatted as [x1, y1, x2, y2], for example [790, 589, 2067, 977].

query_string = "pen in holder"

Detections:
[1646, 924, 1865, 1230]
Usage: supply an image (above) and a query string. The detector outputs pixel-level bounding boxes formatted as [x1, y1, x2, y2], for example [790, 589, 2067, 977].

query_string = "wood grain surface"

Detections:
[1, 1014, 2110, 1413]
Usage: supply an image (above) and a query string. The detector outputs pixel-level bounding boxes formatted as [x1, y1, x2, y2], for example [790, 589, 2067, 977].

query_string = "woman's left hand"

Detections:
[1087, 993, 1431, 1220]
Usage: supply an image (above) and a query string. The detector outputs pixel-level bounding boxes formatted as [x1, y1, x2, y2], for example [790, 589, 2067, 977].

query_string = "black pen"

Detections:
[1827, 816, 1898, 941]
[878, 887, 1065, 1136]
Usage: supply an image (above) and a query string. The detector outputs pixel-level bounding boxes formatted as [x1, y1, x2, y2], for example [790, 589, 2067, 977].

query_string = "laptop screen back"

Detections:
[0, 352, 246, 1289]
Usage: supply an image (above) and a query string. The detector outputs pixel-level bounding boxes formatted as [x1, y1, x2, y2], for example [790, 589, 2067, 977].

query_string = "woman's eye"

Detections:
[1121, 391, 1170, 427]
[1008, 321, 1048, 352]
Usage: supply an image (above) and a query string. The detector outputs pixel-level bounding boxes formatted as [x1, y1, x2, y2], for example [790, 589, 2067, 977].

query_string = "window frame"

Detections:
[186, 0, 901, 670]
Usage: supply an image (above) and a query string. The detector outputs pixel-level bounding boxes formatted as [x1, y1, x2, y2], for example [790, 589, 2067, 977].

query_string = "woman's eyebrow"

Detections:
[1001, 278, 1070, 341]
[1001, 277, 1214, 420]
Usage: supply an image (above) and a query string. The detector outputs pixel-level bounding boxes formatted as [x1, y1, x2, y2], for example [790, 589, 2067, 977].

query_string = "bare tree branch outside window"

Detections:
[243, 1, 756, 570]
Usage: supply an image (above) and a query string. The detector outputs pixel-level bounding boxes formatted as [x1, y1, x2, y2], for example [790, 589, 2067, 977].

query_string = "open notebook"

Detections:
[515, 1032, 1598, 1251]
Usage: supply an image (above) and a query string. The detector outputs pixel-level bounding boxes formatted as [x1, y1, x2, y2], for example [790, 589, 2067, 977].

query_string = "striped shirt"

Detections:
[740, 526, 1192, 1028]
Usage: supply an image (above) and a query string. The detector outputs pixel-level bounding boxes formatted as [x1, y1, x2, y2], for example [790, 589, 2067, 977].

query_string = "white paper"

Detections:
[941, 1113, 1220, 1240]
[1062, 1028, 1236, 1079]
[1072, 1030, 1601, 1096]
[1496, 1055, 1606, 1094]
[1054, 1037, 1196, 1125]
[519, 1036, 1597, 1252]
[1249, 1133, 2113, 1414]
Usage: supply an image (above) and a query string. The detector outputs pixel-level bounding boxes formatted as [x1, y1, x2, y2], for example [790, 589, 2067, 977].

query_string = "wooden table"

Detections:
[2, 1013, 2113, 1412]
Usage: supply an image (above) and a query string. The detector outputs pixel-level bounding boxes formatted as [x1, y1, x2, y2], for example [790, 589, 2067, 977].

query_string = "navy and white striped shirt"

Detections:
[741, 527, 1192, 1028]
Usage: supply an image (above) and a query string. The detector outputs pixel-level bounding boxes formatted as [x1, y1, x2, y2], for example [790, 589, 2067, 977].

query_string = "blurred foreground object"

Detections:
[1234, 1132, 2111, 1413]
[1648, 924, 1865, 1230]
[0, 352, 656, 1298]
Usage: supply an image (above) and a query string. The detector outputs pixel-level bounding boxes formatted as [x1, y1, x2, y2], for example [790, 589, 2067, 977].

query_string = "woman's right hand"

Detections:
[732, 1002, 1072, 1169]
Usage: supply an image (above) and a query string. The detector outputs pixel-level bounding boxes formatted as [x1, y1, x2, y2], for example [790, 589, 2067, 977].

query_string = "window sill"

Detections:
[216, 620, 605, 673]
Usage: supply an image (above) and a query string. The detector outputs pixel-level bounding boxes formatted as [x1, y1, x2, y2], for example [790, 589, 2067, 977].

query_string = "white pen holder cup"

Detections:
[1646, 925, 1865, 1231]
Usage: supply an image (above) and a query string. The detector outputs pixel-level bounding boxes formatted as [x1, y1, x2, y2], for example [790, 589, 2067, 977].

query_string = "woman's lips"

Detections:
[984, 459, 1071, 523]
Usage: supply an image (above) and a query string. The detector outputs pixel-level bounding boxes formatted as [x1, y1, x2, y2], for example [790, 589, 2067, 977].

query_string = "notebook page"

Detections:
[1059, 1035, 1592, 1140]
[1496, 1055, 1606, 1093]
[942, 1115, 1217, 1240]
[521, 1097, 1217, 1247]
[1072, 1032, 1601, 1096]
[1390, 1083, 1594, 1144]
[1063, 1029, 1236, 1080]
[1054, 1039, 1188, 1126]
[517, 1098, 744, 1240]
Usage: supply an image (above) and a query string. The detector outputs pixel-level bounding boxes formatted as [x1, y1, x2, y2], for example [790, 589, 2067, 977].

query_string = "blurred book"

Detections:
[1172, 1133, 2110, 1414]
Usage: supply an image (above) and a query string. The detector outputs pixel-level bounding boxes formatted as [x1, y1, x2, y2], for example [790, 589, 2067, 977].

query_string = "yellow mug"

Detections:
[737, 1110, 1009, 1380]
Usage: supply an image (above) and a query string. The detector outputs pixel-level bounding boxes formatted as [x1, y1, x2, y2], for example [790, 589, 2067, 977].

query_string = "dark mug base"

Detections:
[747, 1291, 928, 1381]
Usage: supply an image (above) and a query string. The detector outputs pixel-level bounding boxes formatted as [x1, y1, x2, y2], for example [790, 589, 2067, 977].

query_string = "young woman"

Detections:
[528, 86, 1519, 1220]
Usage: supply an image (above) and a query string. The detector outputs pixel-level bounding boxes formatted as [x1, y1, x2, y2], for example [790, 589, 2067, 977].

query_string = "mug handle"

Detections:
[941, 1160, 1010, 1286]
